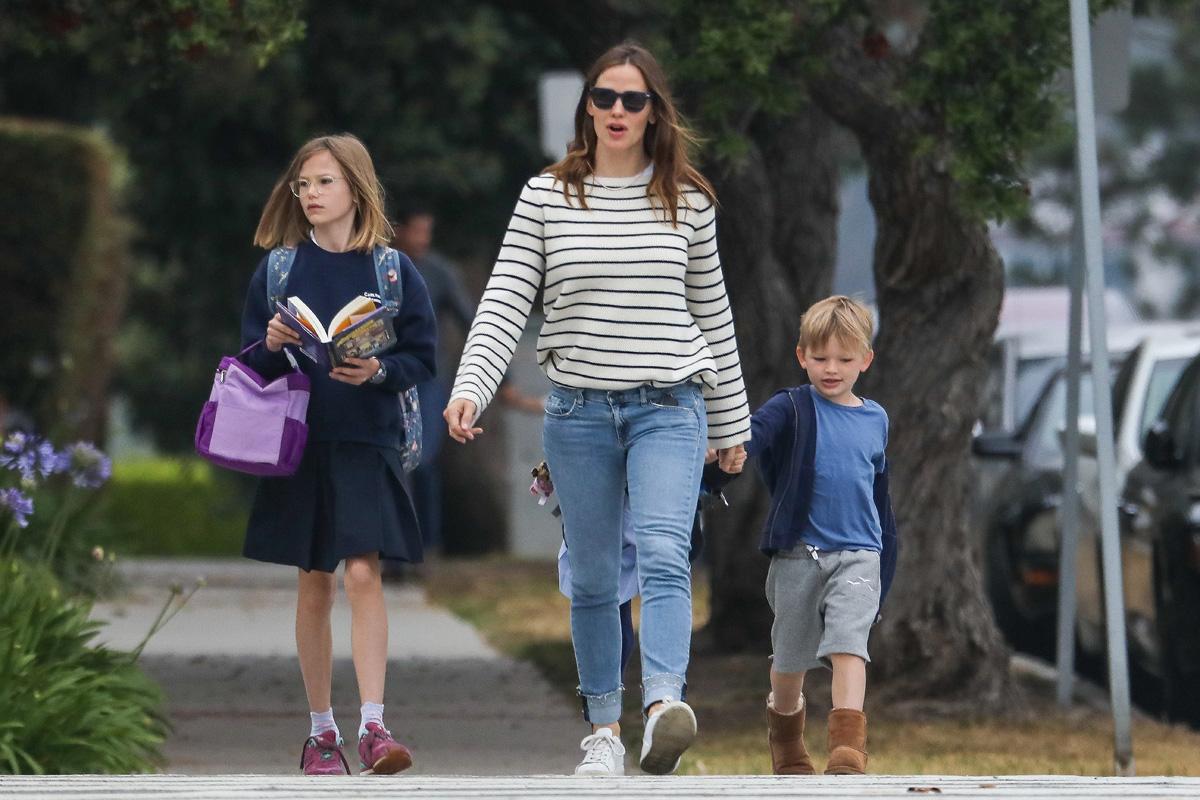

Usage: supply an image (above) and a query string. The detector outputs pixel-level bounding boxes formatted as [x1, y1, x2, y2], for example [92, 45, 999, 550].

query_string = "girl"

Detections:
[240, 134, 436, 776]
[445, 42, 750, 775]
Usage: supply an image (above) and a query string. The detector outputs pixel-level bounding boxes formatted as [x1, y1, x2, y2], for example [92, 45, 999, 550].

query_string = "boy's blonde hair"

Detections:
[253, 133, 392, 252]
[797, 295, 874, 355]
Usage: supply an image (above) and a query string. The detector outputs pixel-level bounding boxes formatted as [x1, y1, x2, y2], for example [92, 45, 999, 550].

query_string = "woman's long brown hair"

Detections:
[546, 41, 716, 226]
[253, 133, 392, 252]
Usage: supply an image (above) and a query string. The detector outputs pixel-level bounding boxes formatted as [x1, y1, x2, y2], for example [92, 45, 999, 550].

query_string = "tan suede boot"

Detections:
[766, 697, 815, 775]
[824, 708, 868, 775]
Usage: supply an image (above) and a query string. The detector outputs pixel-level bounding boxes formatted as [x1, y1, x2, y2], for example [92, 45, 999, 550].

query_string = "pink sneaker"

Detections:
[358, 721, 413, 775]
[300, 730, 350, 776]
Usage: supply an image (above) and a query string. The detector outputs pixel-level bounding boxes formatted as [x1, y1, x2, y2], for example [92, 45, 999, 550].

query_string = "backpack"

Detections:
[267, 244, 423, 472]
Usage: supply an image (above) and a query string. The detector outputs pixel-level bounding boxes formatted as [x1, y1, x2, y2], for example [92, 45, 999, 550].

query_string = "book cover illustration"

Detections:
[276, 295, 398, 369]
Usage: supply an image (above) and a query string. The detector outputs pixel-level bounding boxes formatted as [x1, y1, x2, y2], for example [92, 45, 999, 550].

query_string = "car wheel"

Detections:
[985, 515, 1054, 652]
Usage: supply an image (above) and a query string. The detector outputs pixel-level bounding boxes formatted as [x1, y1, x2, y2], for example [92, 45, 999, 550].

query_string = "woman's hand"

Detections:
[718, 443, 747, 474]
[330, 357, 380, 386]
[444, 397, 483, 443]
[265, 313, 301, 352]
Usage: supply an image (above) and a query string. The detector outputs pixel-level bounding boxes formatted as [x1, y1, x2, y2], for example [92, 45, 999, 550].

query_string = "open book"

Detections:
[276, 295, 398, 369]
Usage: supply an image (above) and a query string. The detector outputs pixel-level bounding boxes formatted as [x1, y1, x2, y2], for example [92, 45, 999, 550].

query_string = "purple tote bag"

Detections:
[194, 342, 311, 476]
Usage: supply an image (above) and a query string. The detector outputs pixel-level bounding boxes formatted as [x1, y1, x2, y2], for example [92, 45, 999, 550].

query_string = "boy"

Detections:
[745, 295, 898, 775]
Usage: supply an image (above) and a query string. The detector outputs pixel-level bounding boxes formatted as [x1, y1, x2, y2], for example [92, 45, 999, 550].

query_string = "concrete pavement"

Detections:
[89, 558, 581, 775]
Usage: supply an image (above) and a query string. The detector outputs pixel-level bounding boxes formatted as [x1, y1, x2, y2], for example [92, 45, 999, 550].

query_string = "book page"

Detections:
[329, 296, 380, 337]
[286, 297, 329, 341]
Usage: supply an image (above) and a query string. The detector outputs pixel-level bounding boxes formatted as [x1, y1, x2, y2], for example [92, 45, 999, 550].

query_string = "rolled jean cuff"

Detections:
[642, 673, 685, 709]
[580, 686, 623, 726]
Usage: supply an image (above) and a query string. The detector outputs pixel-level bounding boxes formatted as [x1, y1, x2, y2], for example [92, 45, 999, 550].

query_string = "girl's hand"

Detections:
[330, 357, 379, 386]
[444, 398, 483, 443]
[718, 443, 747, 474]
[265, 313, 301, 352]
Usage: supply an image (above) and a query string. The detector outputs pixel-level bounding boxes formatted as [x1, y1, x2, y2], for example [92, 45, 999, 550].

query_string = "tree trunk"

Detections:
[704, 107, 841, 650]
[807, 22, 1012, 710]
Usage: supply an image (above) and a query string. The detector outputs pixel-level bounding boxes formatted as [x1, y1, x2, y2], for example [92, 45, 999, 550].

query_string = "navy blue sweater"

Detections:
[240, 241, 437, 448]
[746, 385, 899, 606]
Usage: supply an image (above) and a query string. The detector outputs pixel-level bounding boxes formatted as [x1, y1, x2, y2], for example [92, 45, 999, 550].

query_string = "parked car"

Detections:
[1076, 350, 1200, 724]
[974, 366, 1096, 648]
[1074, 327, 1200, 675]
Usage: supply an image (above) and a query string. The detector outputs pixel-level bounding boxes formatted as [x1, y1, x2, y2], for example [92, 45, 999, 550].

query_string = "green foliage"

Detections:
[666, 0, 1128, 222]
[96, 458, 250, 557]
[1, 0, 567, 449]
[0, 0, 305, 73]
[0, 559, 168, 774]
[0, 119, 131, 441]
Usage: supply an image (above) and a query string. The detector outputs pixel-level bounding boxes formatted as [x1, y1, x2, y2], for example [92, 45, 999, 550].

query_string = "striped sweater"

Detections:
[450, 170, 751, 449]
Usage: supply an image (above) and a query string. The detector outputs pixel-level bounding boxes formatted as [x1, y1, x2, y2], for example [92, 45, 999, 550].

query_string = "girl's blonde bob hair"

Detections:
[253, 133, 392, 252]
[546, 40, 716, 226]
[797, 295, 875, 356]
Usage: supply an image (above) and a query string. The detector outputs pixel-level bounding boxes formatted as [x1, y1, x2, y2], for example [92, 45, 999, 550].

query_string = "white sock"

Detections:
[309, 708, 338, 739]
[359, 701, 385, 738]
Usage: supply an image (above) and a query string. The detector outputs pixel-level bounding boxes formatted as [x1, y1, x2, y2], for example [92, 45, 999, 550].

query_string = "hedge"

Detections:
[0, 117, 131, 443]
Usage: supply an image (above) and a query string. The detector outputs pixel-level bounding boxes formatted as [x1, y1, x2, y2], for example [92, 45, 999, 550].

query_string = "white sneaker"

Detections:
[639, 700, 697, 775]
[575, 728, 626, 776]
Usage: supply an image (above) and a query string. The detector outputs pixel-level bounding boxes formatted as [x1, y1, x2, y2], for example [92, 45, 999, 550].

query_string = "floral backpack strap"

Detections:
[373, 244, 403, 311]
[267, 246, 299, 310]
[372, 245, 423, 472]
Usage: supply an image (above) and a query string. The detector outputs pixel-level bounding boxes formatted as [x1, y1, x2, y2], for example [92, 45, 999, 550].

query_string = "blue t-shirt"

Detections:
[800, 393, 889, 552]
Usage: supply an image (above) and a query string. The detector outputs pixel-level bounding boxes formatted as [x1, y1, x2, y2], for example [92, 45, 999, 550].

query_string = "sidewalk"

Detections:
[89, 558, 582, 775]
[5, 774, 1200, 798]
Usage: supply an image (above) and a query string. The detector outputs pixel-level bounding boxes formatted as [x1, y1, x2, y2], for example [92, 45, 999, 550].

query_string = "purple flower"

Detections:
[62, 442, 112, 489]
[0, 433, 62, 482]
[0, 488, 34, 528]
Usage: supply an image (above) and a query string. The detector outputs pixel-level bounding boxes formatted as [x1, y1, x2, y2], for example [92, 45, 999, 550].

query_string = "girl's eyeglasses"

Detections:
[588, 87, 654, 113]
[289, 176, 343, 197]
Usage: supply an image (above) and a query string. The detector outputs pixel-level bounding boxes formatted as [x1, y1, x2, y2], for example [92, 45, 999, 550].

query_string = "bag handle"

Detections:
[235, 339, 301, 372]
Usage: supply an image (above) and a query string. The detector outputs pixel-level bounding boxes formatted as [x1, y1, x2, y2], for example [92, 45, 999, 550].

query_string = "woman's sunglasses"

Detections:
[588, 87, 655, 113]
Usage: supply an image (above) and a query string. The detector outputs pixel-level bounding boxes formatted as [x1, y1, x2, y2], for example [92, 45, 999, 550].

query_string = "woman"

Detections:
[241, 133, 437, 775]
[445, 42, 750, 775]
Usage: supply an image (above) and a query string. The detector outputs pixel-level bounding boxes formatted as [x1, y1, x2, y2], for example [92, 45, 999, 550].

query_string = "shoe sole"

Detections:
[639, 704, 697, 775]
[363, 748, 413, 776]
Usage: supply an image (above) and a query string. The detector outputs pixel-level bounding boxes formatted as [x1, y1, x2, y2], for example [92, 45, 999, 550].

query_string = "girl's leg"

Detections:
[343, 553, 388, 704]
[543, 388, 628, 730]
[296, 568, 338, 712]
[618, 600, 636, 676]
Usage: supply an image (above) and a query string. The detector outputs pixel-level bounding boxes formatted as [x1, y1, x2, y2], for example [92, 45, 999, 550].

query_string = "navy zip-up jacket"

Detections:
[746, 385, 899, 607]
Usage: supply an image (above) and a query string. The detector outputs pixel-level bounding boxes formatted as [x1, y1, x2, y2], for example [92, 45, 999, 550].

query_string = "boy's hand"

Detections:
[718, 444, 747, 473]
[704, 448, 718, 464]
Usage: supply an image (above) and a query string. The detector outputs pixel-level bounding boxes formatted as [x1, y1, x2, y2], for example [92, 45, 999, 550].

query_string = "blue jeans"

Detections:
[543, 382, 706, 725]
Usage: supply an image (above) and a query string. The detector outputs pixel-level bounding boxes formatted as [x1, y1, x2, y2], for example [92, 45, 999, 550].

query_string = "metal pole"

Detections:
[1056, 207, 1084, 707]
[1068, 0, 1134, 775]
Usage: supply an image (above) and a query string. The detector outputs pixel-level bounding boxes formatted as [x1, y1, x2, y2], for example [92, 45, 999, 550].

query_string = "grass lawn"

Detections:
[425, 557, 1200, 777]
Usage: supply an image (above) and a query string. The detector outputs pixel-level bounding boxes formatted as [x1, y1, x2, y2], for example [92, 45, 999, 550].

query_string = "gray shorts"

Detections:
[765, 547, 881, 673]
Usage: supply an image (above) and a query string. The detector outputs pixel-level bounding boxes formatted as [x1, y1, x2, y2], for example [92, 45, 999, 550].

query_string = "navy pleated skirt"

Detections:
[244, 441, 422, 573]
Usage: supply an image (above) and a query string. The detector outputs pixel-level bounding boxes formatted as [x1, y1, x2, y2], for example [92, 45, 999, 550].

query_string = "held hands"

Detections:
[718, 443, 747, 474]
[265, 313, 300, 352]
[444, 397, 483, 443]
[330, 357, 381, 386]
